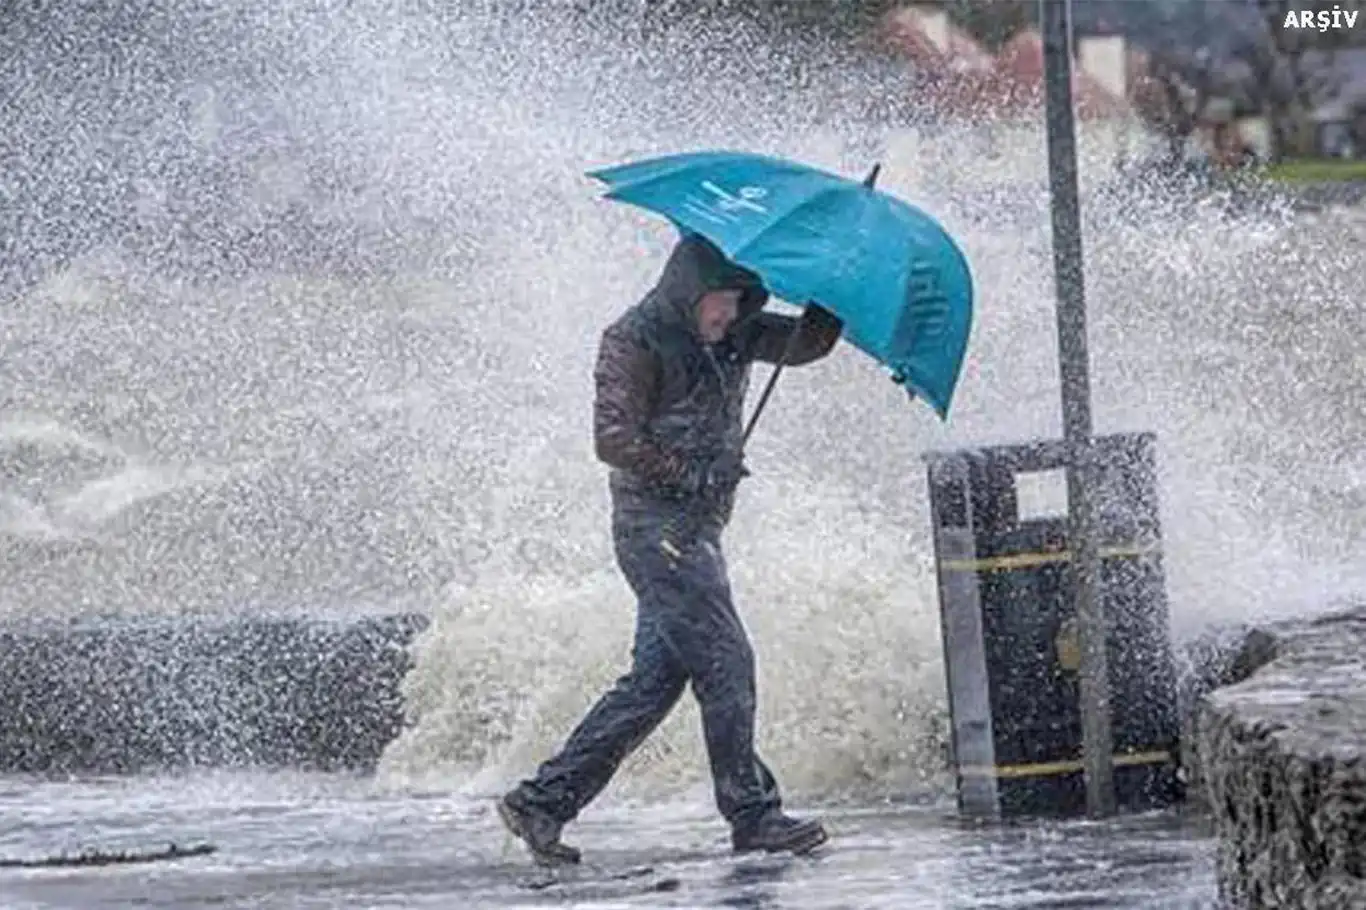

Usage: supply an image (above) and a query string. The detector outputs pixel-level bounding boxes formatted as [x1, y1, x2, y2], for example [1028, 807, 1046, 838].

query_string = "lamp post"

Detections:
[1039, 0, 1116, 819]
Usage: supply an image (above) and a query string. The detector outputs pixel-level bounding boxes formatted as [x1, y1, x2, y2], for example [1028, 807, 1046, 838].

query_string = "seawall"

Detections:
[1194, 605, 1366, 909]
[0, 613, 427, 774]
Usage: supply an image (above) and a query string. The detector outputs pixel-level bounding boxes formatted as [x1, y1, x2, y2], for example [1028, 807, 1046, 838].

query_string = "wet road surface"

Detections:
[0, 771, 1217, 909]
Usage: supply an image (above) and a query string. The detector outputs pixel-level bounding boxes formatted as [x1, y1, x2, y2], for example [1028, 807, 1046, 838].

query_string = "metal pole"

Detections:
[1039, 0, 1115, 818]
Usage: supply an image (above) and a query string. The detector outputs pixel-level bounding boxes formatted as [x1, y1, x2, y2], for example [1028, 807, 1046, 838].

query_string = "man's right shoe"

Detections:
[731, 810, 828, 856]
[496, 790, 581, 866]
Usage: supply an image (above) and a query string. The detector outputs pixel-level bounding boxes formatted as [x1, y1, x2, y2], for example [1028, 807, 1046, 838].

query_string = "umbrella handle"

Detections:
[741, 305, 810, 446]
[743, 363, 785, 446]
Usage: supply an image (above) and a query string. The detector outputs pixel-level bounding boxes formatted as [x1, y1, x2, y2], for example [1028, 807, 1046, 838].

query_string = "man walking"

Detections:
[497, 234, 844, 864]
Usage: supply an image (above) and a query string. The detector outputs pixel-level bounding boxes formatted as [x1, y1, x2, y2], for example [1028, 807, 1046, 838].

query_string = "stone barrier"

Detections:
[0, 612, 427, 774]
[1195, 605, 1366, 909]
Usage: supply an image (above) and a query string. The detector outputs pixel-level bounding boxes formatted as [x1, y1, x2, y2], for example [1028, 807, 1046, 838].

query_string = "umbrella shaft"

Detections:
[742, 311, 811, 446]
[744, 362, 785, 446]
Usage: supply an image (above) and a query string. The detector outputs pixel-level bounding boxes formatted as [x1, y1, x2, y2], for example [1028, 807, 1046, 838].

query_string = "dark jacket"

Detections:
[593, 235, 841, 528]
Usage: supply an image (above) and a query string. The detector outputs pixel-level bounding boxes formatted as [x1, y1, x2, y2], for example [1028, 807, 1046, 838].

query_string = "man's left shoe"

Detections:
[731, 810, 828, 856]
[496, 789, 582, 866]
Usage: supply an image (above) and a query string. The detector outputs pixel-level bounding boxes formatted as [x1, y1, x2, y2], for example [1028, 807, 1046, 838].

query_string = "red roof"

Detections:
[880, 8, 1005, 120]
[881, 7, 994, 72]
[880, 12, 1129, 122]
[992, 29, 1130, 120]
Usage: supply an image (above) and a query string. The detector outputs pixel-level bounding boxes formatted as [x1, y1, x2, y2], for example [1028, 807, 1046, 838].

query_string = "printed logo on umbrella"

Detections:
[683, 182, 769, 225]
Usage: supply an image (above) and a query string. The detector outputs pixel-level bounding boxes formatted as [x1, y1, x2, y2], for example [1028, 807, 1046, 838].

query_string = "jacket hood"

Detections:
[651, 234, 769, 335]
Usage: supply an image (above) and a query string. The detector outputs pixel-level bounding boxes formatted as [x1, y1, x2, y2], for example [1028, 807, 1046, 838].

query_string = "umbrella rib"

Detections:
[588, 157, 718, 191]
[726, 185, 853, 289]
[589, 152, 828, 193]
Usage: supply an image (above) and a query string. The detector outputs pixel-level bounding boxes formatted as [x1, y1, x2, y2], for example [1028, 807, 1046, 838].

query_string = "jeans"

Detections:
[511, 497, 782, 829]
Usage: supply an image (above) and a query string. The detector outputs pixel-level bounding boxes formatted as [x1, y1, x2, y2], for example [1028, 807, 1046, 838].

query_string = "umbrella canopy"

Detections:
[587, 149, 974, 419]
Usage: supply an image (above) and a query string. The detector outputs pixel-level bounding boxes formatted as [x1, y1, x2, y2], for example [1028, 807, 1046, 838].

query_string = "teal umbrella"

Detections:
[587, 149, 974, 420]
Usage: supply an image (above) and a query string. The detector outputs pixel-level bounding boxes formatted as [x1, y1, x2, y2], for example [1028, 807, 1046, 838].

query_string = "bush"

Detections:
[1258, 159, 1366, 182]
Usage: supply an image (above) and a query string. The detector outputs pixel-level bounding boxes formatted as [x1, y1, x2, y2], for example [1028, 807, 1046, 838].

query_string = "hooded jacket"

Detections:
[593, 234, 841, 525]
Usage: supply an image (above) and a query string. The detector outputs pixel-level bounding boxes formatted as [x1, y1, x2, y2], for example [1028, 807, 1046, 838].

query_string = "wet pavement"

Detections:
[0, 771, 1218, 909]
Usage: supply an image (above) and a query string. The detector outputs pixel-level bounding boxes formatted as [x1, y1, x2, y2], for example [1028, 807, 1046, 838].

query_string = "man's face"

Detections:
[696, 289, 741, 343]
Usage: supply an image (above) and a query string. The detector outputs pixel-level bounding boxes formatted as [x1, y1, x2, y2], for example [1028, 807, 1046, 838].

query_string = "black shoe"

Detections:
[496, 790, 581, 866]
[731, 810, 828, 856]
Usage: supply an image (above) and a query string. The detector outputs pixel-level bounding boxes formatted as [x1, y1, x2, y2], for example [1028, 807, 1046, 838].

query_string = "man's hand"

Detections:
[801, 303, 843, 336]
[705, 449, 749, 494]
[661, 450, 749, 565]
[677, 449, 749, 499]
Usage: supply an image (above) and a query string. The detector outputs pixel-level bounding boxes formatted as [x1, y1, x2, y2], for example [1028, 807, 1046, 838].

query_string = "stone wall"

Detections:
[1176, 623, 1281, 811]
[0, 613, 427, 774]
[1195, 606, 1366, 909]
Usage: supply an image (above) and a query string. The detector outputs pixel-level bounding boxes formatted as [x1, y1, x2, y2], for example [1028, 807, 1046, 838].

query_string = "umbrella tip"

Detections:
[862, 163, 881, 188]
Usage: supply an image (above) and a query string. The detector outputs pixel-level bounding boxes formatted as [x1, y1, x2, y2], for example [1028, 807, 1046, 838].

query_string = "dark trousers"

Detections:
[512, 505, 782, 829]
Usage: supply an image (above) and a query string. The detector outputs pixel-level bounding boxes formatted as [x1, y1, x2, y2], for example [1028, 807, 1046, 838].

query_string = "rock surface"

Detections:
[0, 613, 428, 774]
[1176, 623, 1282, 810]
[1196, 605, 1366, 909]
